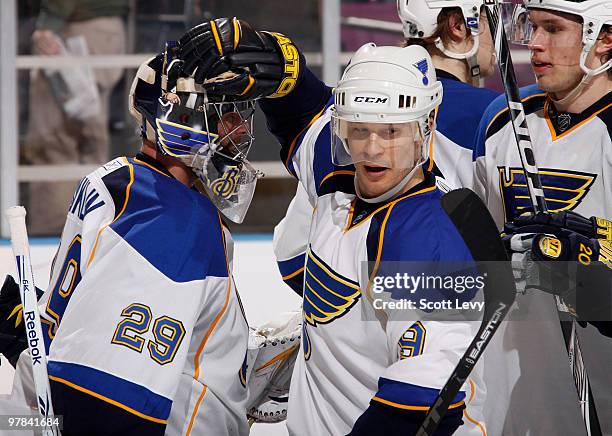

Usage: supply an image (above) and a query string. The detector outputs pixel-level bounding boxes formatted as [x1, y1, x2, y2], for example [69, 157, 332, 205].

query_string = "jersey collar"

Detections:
[347, 171, 437, 230]
[545, 91, 612, 139]
[134, 152, 175, 179]
[435, 69, 462, 83]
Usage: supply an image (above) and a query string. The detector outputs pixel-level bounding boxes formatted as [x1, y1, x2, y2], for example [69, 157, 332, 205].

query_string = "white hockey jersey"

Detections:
[261, 67, 486, 433]
[473, 86, 612, 435]
[38, 154, 249, 435]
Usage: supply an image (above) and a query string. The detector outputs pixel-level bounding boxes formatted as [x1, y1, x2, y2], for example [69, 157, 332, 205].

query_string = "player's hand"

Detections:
[169, 17, 303, 99]
[504, 210, 610, 241]
[245, 311, 301, 422]
[0, 275, 45, 367]
[31, 30, 62, 55]
[503, 217, 612, 325]
[0, 275, 28, 367]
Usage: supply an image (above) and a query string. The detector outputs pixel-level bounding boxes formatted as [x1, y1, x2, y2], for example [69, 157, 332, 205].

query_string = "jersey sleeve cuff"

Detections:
[372, 377, 465, 411]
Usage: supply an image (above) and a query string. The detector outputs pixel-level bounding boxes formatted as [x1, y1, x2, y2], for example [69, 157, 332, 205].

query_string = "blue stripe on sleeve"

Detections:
[277, 253, 306, 279]
[48, 360, 172, 422]
[375, 377, 465, 409]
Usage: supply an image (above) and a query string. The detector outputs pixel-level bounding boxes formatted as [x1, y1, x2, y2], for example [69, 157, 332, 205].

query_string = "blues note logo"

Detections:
[210, 167, 240, 199]
[413, 59, 429, 85]
[498, 167, 596, 222]
[302, 249, 361, 360]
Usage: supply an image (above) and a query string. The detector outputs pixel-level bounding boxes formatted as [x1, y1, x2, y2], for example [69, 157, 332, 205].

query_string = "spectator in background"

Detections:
[24, 0, 128, 235]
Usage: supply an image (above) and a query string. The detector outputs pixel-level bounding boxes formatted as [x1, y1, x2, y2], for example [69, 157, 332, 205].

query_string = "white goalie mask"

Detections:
[155, 89, 262, 224]
[129, 55, 262, 223]
[331, 44, 442, 182]
[397, 0, 486, 80]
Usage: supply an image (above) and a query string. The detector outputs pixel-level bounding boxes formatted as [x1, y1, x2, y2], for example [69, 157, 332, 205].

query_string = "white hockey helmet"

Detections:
[331, 44, 442, 192]
[511, 0, 612, 103]
[397, 0, 485, 78]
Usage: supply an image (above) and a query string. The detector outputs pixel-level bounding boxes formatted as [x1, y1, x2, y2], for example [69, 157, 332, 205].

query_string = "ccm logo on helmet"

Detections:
[354, 96, 388, 103]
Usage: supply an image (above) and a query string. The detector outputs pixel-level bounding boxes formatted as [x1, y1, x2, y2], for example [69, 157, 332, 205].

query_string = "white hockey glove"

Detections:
[246, 310, 301, 423]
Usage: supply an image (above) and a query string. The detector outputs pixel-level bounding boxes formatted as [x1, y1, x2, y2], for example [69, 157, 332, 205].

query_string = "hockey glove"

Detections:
[504, 210, 611, 241]
[0, 275, 44, 367]
[168, 17, 302, 100]
[503, 213, 612, 330]
[245, 310, 301, 423]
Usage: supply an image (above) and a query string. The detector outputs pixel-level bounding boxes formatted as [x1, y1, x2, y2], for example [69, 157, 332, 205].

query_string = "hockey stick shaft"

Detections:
[417, 189, 517, 435]
[483, 4, 601, 435]
[485, 1, 547, 213]
[5, 207, 60, 436]
[416, 301, 509, 436]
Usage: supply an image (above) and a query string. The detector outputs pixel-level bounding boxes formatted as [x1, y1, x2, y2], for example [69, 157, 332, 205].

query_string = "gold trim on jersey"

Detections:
[319, 169, 355, 188]
[284, 105, 327, 174]
[255, 344, 299, 372]
[372, 395, 465, 411]
[186, 385, 208, 435]
[48, 375, 168, 424]
[88, 158, 135, 267]
[282, 266, 305, 281]
[188, 212, 232, 435]
[464, 380, 487, 436]
[485, 93, 547, 134]
[345, 185, 437, 233]
[134, 157, 171, 178]
[544, 99, 612, 141]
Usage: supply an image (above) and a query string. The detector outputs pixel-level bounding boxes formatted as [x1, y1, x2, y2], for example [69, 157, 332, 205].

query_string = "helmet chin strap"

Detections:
[551, 44, 612, 108]
[354, 163, 423, 204]
[434, 30, 481, 86]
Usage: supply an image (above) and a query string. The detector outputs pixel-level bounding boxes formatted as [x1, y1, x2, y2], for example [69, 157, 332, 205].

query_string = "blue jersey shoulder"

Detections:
[473, 84, 544, 160]
[379, 188, 473, 263]
[437, 78, 500, 151]
[109, 159, 228, 282]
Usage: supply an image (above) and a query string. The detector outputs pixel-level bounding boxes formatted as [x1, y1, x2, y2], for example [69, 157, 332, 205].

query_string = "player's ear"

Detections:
[447, 10, 468, 43]
[595, 26, 612, 61]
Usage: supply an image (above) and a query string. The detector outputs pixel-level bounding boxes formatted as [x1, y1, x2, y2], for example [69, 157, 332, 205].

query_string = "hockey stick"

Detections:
[482, 3, 602, 435]
[416, 188, 516, 436]
[5, 207, 60, 436]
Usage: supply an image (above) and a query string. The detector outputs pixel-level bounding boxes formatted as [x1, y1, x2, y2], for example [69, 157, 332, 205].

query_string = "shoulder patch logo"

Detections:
[498, 167, 596, 222]
[413, 59, 429, 85]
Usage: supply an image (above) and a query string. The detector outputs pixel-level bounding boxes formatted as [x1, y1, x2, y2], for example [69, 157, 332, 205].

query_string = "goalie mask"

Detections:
[331, 44, 442, 202]
[129, 55, 261, 223]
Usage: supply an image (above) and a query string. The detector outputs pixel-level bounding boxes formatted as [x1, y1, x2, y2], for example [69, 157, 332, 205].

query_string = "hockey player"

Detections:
[275, 0, 500, 297]
[174, 19, 487, 435]
[271, 4, 499, 432]
[0, 48, 274, 434]
[472, 0, 612, 433]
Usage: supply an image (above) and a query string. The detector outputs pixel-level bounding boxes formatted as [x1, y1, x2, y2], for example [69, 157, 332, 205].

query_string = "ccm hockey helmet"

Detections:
[331, 44, 442, 201]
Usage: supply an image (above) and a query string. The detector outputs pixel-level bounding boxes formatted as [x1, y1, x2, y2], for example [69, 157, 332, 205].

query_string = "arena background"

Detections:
[0, 1, 533, 434]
